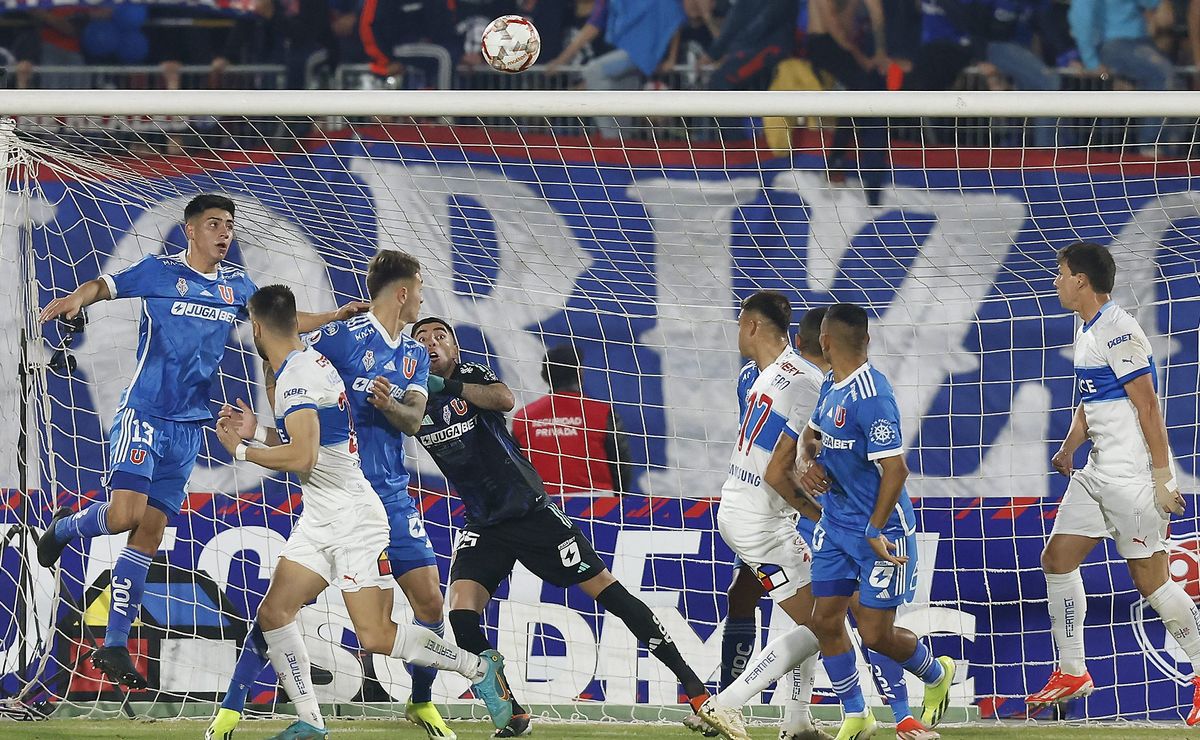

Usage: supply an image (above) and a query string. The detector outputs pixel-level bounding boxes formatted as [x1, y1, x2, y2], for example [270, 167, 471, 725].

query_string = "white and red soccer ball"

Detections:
[481, 15, 540, 73]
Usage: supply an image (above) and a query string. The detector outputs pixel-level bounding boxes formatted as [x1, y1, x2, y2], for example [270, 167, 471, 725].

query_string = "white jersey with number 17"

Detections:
[720, 347, 824, 519]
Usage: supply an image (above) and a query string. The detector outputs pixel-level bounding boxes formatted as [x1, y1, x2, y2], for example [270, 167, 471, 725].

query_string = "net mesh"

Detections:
[1, 109, 1199, 724]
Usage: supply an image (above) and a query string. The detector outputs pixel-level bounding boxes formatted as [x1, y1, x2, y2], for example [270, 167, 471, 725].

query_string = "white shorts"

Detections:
[279, 500, 394, 592]
[1050, 466, 1168, 560]
[717, 507, 812, 603]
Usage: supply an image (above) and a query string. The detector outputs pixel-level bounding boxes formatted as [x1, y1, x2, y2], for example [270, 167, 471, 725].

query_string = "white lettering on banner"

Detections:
[78, 195, 338, 495]
[350, 158, 593, 485]
[627, 176, 764, 499]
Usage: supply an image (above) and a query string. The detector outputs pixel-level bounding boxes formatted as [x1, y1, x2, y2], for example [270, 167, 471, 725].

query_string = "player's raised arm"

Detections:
[295, 301, 371, 333]
[429, 370, 516, 412]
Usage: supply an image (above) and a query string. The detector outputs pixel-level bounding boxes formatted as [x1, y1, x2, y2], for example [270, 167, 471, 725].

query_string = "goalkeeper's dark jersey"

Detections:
[416, 361, 549, 527]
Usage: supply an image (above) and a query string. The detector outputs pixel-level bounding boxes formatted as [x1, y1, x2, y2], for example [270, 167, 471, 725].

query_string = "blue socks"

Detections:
[823, 650, 866, 714]
[55, 502, 111, 542]
[408, 618, 444, 704]
[222, 624, 271, 712]
[901, 641, 944, 685]
[720, 617, 757, 688]
[866, 647, 911, 721]
[104, 547, 152, 648]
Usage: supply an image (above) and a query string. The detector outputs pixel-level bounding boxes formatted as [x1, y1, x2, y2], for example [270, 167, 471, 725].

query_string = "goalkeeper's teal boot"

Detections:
[472, 650, 514, 731]
[266, 720, 329, 739]
[205, 708, 240, 740]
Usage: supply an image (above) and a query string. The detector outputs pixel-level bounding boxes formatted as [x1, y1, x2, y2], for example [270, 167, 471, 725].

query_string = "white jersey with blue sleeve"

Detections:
[100, 254, 256, 421]
[273, 347, 384, 530]
[1074, 301, 1159, 480]
[808, 363, 916, 535]
[720, 347, 824, 518]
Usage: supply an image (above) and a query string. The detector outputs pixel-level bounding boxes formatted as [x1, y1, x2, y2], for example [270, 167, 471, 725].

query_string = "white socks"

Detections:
[263, 622, 324, 729]
[1147, 579, 1200, 663]
[1045, 570, 1087, 676]
[392, 622, 486, 680]
[780, 653, 818, 732]
[716, 624, 820, 709]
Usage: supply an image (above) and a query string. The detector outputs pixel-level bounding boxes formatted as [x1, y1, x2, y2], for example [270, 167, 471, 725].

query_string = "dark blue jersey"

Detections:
[416, 362, 549, 527]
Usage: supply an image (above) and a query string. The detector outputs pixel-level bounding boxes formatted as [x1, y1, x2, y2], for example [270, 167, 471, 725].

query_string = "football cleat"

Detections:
[405, 700, 456, 739]
[919, 656, 956, 728]
[1187, 676, 1200, 726]
[266, 720, 329, 739]
[472, 650, 514, 731]
[493, 712, 532, 737]
[204, 708, 241, 740]
[90, 645, 147, 689]
[37, 507, 72, 568]
[683, 712, 719, 736]
[697, 696, 750, 740]
[1024, 669, 1094, 709]
[895, 715, 939, 740]
[833, 713, 877, 740]
[778, 723, 835, 739]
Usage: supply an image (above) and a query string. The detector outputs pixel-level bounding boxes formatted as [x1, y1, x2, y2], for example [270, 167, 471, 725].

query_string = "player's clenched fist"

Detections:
[1051, 447, 1074, 477]
[797, 460, 831, 496]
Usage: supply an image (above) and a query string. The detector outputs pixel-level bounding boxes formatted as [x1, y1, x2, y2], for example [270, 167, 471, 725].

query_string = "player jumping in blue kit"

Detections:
[207, 251, 460, 740]
[37, 194, 364, 689]
[798, 303, 954, 740]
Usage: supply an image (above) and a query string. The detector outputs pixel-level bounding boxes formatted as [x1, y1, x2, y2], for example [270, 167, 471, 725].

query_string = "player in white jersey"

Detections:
[1026, 241, 1200, 725]
[213, 285, 513, 740]
[700, 292, 832, 740]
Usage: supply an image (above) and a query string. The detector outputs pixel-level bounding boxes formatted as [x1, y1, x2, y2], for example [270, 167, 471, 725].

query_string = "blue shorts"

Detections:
[104, 407, 202, 516]
[383, 495, 436, 576]
[810, 519, 918, 609]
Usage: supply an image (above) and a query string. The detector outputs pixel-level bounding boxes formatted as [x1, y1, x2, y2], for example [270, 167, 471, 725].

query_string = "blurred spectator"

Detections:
[512, 344, 633, 496]
[905, 0, 981, 90]
[331, 0, 365, 67]
[1069, 0, 1176, 147]
[360, 0, 454, 85]
[806, 0, 889, 201]
[704, 0, 796, 91]
[15, 9, 91, 89]
[214, 0, 337, 89]
[453, 0, 517, 69]
[980, 0, 1061, 146]
[670, 0, 720, 74]
[546, 0, 684, 137]
[542, 0, 615, 68]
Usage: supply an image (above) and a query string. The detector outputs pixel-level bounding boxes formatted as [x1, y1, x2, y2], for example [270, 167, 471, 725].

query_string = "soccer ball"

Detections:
[481, 15, 540, 74]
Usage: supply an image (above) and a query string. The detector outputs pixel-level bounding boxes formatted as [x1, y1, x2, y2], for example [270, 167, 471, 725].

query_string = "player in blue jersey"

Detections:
[210, 285, 512, 740]
[207, 251, 457, 740]
[36, 194, 365, 689]
[1026, 242, 1200, 724]
[797, 303, 954, 740]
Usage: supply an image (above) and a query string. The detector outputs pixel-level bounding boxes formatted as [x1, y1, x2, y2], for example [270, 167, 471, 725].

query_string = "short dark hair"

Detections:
[542, 343, 582, 391]
[184, 193, 235, 221]
[248, 284, 298, 333]
[1058, 241, 1116, 293]
[825, 302, 869, 351]
[367, 250, 421, 300]
[740, 291, 791, 335]
[412, 316, 455, 342]
[796, 306, 827, 354]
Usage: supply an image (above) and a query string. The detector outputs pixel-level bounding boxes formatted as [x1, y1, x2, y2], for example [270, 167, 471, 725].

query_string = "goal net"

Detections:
[2, 90, 1199, 725]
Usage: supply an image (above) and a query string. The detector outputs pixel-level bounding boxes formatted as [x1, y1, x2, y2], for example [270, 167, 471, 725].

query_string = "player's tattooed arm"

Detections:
[294, 301, 370, 333]
[458, 380, 515, 412]
[765, 432, 823, 522]
[38, 277, 111, 323]
[367, 376, 425, 435]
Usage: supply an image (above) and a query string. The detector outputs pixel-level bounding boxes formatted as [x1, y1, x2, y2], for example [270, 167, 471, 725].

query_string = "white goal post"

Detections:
[1, 89, 1200, 726]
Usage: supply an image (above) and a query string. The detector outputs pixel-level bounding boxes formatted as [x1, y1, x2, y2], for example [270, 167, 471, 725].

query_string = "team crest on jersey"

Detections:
[175, 277, 188, 296]
[362, 350, 376, 372]
[834, 405, 847, 428]
[442, 405, 453, 424]
[450, 398, 469, 415]
[402, 356, 417, 379]
[129, 449, 146, 465]
[218, 285, 235, 304]
[868, 418, 899, 446]
[324, 322, 339, 336]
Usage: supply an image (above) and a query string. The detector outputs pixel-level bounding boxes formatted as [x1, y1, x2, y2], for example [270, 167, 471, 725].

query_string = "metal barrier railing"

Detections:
[11, 64, 288, 91]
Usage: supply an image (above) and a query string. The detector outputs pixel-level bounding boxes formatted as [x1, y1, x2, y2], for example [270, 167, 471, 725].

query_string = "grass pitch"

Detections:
[0, 719, 1190, 739]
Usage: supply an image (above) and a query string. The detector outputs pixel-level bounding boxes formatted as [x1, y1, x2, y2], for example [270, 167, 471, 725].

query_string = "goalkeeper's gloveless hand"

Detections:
[1153, 466, 1185, 518]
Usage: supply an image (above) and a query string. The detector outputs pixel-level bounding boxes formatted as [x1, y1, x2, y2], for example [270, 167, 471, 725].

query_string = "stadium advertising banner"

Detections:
[3, 129, 1200, 720]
